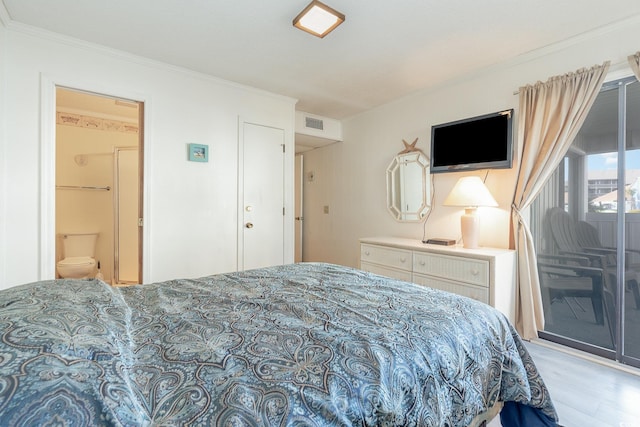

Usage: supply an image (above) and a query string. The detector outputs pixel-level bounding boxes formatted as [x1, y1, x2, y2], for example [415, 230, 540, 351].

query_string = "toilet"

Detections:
[56, 233, 99, 279]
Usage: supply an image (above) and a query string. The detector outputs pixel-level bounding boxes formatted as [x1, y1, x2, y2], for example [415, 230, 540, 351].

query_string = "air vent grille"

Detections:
[305, 116, 324, 130]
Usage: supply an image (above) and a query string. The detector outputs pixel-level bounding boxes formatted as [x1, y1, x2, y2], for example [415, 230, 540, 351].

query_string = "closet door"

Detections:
[239, 122, 285, 270]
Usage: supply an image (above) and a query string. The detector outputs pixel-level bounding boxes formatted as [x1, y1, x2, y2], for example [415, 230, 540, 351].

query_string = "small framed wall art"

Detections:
[188, 143, 209, 162]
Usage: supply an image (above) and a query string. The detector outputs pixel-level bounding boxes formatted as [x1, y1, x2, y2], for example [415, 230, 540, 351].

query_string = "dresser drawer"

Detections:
[413, 252, 489, 287]
[412, 273, 489, 304]
[360, 237, 515, 324]
[361, 244, 412, 271]
[361, 261, 412, 282]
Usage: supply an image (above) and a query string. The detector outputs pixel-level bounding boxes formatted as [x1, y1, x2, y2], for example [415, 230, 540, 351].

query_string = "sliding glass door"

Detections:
[532, 76, 640, 367]
[623, 80, 640, 363]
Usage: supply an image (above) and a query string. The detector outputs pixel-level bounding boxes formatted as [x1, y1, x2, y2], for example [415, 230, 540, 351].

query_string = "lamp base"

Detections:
[460, 207, 479, 249]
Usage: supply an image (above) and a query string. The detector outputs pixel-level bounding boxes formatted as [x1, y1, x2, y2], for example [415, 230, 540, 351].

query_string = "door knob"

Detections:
[245, 222, 254, 229]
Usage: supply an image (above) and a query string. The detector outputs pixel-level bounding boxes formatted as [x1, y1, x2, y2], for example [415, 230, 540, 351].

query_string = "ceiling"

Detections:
[3, 1, 640, 121]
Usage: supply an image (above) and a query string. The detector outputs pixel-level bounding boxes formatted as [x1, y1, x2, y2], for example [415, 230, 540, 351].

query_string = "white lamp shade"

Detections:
[443, 176, 498, 208]
[443, 176, 497, 249]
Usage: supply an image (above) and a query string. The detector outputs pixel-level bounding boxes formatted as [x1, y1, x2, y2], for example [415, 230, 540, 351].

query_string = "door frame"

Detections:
[536, 76, 640, 368]
[294, 154, 304, 263]
[40, 75, 150, 283]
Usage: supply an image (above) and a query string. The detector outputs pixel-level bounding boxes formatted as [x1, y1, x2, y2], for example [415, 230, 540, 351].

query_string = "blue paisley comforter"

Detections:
[0, 262, 558, 426]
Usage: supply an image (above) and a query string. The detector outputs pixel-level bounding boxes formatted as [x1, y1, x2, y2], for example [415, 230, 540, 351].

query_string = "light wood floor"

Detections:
[487, 340, 640, 427]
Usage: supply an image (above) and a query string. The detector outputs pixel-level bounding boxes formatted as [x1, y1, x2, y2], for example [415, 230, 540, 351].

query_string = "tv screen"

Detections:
[430, 109, 513, 173]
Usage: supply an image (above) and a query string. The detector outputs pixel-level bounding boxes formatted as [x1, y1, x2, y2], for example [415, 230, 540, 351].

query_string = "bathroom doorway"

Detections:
[55, 87, 143, 285]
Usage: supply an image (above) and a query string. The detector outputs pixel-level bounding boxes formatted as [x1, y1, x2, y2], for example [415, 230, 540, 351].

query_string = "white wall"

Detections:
[1, 24, 296, 290]
[0, 16, 6, 289]
[302, 16, 640, 269]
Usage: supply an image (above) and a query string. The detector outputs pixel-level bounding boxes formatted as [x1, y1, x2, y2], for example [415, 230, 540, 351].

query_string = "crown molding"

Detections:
[3, 18, 297, 107]
[508, 13, 640, 67]
[361, 12, 640, 120]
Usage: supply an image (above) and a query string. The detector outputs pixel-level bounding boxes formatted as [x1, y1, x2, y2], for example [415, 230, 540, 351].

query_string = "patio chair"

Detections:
[546, 207, 640, 309]
[575, 220, 640, 267]
[547, 208, 609, 267]
[537, 253, 615, 346]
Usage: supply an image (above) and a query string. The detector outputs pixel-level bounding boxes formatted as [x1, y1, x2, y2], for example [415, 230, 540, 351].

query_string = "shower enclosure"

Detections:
[114, 147, 139, 284]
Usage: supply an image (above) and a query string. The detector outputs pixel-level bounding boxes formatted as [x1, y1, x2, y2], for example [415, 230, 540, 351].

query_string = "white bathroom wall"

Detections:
[302, 16, 640, 269]
[1, 24, 296, 290]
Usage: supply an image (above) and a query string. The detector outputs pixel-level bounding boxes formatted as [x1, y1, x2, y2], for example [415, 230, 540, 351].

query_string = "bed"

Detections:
[0, 262, 558, 426]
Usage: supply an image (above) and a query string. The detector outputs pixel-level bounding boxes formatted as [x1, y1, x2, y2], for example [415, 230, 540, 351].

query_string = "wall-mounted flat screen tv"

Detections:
[430, 109, 513, 174]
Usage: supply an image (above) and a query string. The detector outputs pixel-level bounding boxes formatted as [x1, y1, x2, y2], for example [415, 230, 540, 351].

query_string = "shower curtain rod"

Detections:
[56, 185, 111, 191]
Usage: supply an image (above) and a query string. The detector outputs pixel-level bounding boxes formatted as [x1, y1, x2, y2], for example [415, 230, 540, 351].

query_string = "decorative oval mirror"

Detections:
[386, 141, 431, 222]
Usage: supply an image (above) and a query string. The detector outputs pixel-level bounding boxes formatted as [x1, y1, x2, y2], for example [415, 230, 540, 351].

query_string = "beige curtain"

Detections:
[629, 51, 640, 81]
[511, 62, 610, 340]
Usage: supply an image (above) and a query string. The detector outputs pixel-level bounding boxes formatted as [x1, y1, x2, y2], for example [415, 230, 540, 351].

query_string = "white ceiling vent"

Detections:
[295, 111, 343, 153]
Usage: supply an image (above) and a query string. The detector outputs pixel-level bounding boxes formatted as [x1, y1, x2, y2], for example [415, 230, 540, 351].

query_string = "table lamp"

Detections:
[443, 176, 498, 249]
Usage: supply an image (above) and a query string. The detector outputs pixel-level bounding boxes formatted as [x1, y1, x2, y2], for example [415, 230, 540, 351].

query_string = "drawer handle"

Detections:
[364, 251, 370, 256]
[419, 260, 426, 266]
[400, 257, 406, 263]
[471, 269, 479, 276]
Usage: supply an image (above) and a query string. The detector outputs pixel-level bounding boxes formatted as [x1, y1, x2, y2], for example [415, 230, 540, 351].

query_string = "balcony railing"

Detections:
[585, 212, 640, 253]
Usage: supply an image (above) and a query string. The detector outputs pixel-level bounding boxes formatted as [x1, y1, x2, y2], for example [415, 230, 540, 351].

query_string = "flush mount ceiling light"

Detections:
[293, 0, 345, 38]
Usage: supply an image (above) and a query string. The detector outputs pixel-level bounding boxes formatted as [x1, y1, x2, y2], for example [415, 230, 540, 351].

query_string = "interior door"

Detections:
[295, 154, 303, 263]
[240, 122, 285, 270]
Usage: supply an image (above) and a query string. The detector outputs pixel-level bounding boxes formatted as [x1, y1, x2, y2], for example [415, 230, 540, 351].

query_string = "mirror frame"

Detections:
[386, 151, 431, 222]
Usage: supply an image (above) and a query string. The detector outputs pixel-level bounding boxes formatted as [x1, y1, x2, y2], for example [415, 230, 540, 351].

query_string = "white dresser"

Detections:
[360, 237, 516, 323]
